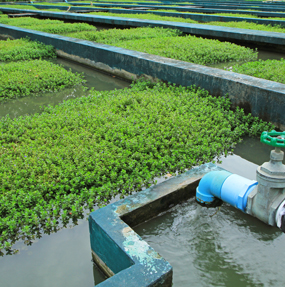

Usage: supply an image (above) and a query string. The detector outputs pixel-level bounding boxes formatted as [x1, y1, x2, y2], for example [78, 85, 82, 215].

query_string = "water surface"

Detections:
[134, 138, 285, 287]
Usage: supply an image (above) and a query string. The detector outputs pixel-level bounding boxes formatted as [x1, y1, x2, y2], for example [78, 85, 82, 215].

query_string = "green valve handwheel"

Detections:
[261, 130, 285, 148]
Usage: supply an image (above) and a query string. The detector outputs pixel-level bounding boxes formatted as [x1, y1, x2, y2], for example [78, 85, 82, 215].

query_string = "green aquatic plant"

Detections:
[0, 38, 56, 62]
[112, 34, 257, 65]
[0, 4, 64, 11]
[67, 26, 182, 44]
[66, 27, 257, 65]
[230, 58, 285, 84]
[0, 15, 96, 34]
[0, 81, 273, 255]
[88, 11, 285, 32]
[0, 59, 85, 100]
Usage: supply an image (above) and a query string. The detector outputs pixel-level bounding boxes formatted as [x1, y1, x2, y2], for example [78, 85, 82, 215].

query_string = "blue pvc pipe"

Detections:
[196, 170, 232, 204]
[196, 171, 258, 212]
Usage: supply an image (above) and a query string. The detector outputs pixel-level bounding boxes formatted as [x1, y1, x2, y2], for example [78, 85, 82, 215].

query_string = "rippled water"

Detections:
[134, 139, 285, 287]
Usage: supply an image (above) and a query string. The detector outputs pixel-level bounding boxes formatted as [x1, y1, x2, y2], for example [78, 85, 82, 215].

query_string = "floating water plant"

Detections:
[87, 11, 285, 33]
[66, 27, 257, 65]
[0, 59, 85, 100]
[67, 26, 182, 45]
[230, 58, 285, 84]
[114, 34, 257, 65]
[0, 38, 56, 62]
[0, 81, 273, 255]
[0, 15, 96, 34]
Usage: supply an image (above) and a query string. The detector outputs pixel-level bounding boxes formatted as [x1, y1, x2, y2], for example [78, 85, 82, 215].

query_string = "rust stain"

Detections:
[122, 227, 132, 236]
[115, 204, 129, 215]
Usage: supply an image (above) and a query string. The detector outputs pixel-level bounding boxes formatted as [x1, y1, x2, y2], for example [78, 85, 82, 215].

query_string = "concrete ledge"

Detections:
[89, 163, 220, 286]
[1, 24, 285, 129]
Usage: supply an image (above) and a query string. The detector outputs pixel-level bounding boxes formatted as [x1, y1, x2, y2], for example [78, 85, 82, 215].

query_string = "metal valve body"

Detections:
[246, 131, 285, 227]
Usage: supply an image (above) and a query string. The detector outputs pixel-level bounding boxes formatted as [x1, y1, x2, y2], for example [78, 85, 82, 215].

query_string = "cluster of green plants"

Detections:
[0, 59, 85, 100]
[0, 81, 273, 254]
[87, 11, 285, 33]
[0, 4, 63, 12]
[0, 38, 56, 62]
[34, 2, 71, 6]
[67, 26, 183, 44]
[116, 35, 257, 65]
[157, 9, 263, 18]
[230, 58, 285, 84]
[67, 27, 257, 65]
[0, 0, 25, 2]
[206, 20, 285, 32]
[0, 14, 95, 34]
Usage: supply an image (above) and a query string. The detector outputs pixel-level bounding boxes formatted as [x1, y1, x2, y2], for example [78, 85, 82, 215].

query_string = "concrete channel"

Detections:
[3, 4, 285, 27]
[2, 7, 285, 50]
[5, 2, 285, 18]
[1, 22, 285, 130]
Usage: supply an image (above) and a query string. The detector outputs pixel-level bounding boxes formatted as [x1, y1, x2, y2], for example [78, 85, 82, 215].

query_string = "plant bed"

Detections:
[67, 27, 258, 65]
[0, 59, 85, 100]
[66, 26, 183, 45]
[0, 14, 96, 34]
[229, 58, 285, 84]
[0, 4, 63, 12]
[0, 81, 273, 254]
[87, 11, 285, 33]
[0, 38, 56, 62]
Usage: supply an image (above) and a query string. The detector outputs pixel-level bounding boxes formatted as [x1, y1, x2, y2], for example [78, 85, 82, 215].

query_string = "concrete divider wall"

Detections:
[89, 163, 219, 286]
[0, 24, 284, 130]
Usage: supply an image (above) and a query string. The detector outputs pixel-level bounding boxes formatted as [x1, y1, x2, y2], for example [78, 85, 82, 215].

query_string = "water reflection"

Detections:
[135, 195, 285, 287]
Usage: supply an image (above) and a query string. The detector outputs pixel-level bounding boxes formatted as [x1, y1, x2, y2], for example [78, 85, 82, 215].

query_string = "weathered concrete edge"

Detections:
[56, 49, 159, 82]
[1, 24, 285, 130]
[89, 163, 221, 286]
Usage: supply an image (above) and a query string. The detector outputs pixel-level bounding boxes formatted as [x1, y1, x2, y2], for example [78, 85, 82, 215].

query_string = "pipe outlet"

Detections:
[196, 171, 258, 212]
[196, 170, 231, 204]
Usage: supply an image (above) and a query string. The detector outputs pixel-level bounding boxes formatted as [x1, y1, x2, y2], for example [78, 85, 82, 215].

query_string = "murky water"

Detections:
[134, 139, 285, 287]
[209, 49, 285, 70]
[0, 57, 129, 119]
